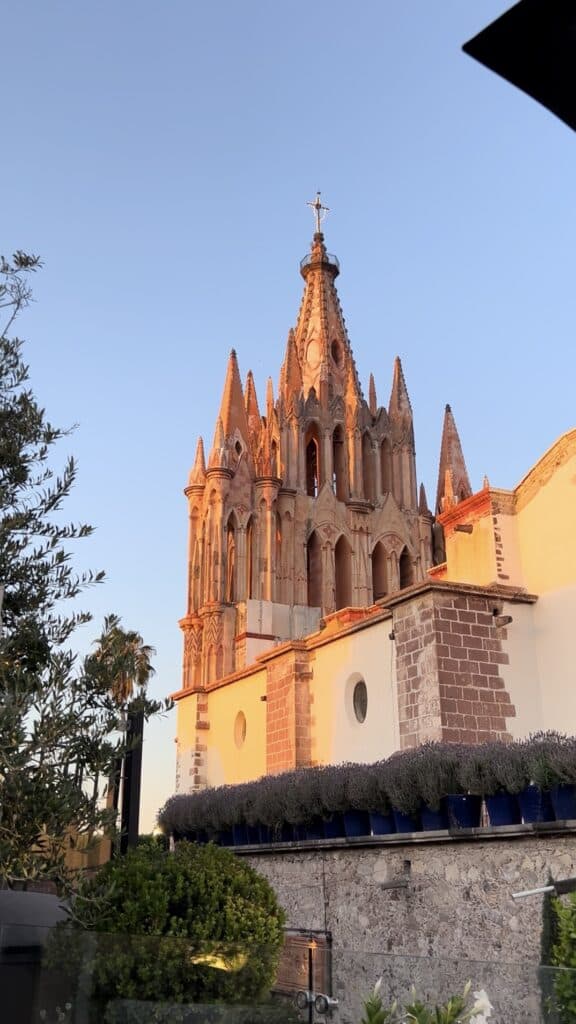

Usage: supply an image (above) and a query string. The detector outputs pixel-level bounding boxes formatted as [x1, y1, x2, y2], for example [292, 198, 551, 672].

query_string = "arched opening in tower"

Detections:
[307, 530, 322, 607]
[225, 515, 237, 602]
[305, 423, 321, 497]
[332, 424, 347, 501]
[271, 439, 279, 478]
[380, 438, 392, 495]
[334, 535, 352, 610]
[399, 546, 414, 589]
[371, 541, 388, 601]
[362, 432, 375, 503]
[246, 517, 254, 599]
[275, 510, 282, 601]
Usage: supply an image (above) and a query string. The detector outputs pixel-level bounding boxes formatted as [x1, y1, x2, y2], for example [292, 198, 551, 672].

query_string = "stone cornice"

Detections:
[515, 428, 576, 512]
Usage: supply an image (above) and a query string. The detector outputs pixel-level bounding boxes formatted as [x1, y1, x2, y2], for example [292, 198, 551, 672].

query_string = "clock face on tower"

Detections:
[306, 338, 321, 369]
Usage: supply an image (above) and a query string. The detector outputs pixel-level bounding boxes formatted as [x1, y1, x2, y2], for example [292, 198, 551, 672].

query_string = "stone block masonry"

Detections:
[392, 587, 517, 748]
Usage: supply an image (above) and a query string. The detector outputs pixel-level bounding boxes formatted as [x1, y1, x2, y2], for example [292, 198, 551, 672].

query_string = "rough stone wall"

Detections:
[247, 833, 576, 1023]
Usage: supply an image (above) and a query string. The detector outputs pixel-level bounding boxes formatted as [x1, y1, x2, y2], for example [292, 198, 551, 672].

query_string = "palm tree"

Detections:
[91, 614, 156, 706]
[89, 615, 157, 852]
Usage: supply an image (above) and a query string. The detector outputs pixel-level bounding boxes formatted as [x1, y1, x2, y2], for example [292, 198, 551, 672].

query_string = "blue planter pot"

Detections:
[323, 814, 345, 839]
[392, 808, 421, 833]
[279, 822, 294, 842]
[369, 811, 395, 836]
[218, 830, 234, 846]
[519, 785, 554, 823]
[196, 829, 209, 845]
[232, 824, 249, 846]
[343, 809, 371, 838]
[550, 784, 576, 821]
[304, 817, 325, 841]
[421, 803, 449, 831]
[446, 794, 482, 829]
[485, 792, 521, 826]
[258, 825, 273, 844]
[293, 824, 307, 842]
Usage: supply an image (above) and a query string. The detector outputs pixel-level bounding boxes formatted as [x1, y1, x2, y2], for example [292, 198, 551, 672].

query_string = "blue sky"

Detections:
[4, 1, 575, 829]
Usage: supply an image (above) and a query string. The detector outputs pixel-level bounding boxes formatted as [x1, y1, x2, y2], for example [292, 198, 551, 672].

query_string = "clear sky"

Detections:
[3, 1, 575, 830]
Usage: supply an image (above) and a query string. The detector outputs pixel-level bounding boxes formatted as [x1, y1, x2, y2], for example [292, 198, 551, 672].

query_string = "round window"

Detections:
[352, 680, 368, 723]
[234, 711, 246, 748]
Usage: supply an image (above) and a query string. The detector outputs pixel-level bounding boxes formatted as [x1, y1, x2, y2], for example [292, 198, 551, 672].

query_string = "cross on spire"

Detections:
[307, 191, 329, 233]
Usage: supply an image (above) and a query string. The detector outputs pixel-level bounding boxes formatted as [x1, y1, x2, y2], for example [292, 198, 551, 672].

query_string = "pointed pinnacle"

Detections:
[244, 370, 261, 431]
[266, 376, 274, 416]
[388, 356, 413, 422]
[368, 373, 377, 417]
[188, 437, 206, 488]
[208, 416, 228, 470]
[418, 482, 429, 515]
[436, 404, 472, 514]
[217, 348, 250, 443]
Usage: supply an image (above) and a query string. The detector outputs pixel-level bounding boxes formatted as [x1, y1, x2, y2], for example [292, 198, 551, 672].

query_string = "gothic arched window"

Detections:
[380, 438, 392, 495]
[305, 423, 321, 497]
[371, 541, 388, 601]
[399, 546, 414, 589]
[362, 432, 375, 503]
[246, 517, 254, 599]
[335, 535, 352, 610]
[307, 530, 322, 607]
[225, 515, 237, 602]
[332, 424, 347, 501]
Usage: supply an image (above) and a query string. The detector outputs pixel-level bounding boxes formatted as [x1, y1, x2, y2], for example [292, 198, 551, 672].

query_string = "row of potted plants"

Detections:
[158, 733, 576, 845]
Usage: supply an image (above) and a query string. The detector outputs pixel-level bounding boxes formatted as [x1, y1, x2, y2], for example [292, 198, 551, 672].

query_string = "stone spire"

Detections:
[265, 376, 275, 422]
[187, 437, 206, 489]
[208, 416, 228, 470]
[418, 482, 430, 515]
[244, 370, 262, 452]
[436, 404, 472, 514]
[217, 349, 250, 446]
[388, 357, 413, 428]
[293, 231, 362, 406]
[368, 373, 377, 417]
[279, 329, 303, 405]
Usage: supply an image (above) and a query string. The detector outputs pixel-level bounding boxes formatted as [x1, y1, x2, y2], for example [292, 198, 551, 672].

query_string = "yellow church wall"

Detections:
[175, 693, 200, 793]
[516, 451, 576, 595]
[443, 510, 497, 587]
[309, 619, 398, 766]
[532, 587, 576, 732]
[497, 600, 543, 739]
[205, 669, 267, 787]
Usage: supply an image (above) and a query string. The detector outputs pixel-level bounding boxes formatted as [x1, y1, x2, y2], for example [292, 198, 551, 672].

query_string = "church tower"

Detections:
[179, 200, 434, 693]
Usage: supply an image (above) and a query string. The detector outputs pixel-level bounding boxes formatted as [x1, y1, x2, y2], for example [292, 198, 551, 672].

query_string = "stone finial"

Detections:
[436, 404, 472, 515]
[369, 373, 377, 417]
[188, 437, 206, 488]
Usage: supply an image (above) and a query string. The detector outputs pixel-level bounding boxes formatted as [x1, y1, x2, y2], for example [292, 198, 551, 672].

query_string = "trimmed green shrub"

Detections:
[48, 842, 285, 1021]
[551, 891, 576, 1022]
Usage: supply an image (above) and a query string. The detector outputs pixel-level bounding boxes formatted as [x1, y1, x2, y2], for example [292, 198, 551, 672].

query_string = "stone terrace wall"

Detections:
[247, 831, 576, 1023]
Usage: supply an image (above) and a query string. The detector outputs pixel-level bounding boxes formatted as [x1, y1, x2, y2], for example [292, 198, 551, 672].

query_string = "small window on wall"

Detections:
[234, 711, 247, 748]
[352, 679, 368, 723]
